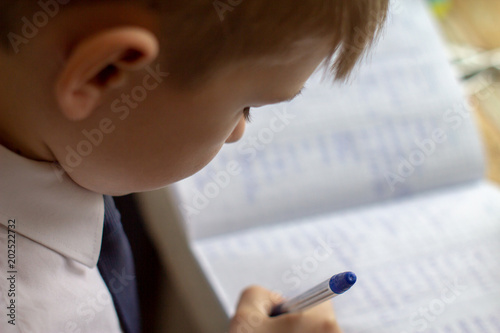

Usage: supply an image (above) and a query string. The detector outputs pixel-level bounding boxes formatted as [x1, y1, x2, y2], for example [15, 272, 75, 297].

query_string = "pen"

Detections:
[270, 271, 357, 317]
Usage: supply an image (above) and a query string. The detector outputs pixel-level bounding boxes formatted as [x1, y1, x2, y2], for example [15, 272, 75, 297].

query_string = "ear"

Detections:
[55, 27, 159, 121]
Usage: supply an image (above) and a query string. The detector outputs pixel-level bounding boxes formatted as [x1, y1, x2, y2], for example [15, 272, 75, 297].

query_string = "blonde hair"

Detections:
[159, 0, 388, 86]
[1, 0, 389, 86]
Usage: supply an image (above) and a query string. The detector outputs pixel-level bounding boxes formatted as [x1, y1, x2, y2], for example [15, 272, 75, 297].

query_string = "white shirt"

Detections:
[0, 145, 123, 332]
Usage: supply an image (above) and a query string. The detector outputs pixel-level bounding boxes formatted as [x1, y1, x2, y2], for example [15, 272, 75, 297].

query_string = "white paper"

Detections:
[193, 181, 500, 332]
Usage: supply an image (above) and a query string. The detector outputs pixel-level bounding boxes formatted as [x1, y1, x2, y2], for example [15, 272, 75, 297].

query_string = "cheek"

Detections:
[225, 116, 246, 143]
[53, 89, 242, 193]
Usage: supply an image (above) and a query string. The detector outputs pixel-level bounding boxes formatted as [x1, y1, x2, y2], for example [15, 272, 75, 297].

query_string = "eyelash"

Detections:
[243, 107, 252, 123]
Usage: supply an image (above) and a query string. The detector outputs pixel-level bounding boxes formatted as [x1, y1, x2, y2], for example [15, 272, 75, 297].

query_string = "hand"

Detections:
[229, 286, 343, 333]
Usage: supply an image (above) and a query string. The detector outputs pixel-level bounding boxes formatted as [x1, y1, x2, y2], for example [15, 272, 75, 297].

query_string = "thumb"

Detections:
[236, 286, 284, 315]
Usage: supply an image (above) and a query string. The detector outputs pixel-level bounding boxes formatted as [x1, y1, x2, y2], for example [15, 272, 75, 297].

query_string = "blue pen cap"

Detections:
[329, 272, 357, 294]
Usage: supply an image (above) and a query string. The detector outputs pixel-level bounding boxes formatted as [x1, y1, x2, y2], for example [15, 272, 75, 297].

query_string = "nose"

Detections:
[225, 116, 246, 143]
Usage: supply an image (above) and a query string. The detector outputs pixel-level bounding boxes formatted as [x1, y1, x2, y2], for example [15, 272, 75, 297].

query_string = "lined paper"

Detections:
[193, 181, 500, 332]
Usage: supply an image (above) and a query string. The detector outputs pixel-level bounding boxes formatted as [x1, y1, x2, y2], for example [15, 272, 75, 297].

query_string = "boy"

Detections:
[0, 0, 388, 332]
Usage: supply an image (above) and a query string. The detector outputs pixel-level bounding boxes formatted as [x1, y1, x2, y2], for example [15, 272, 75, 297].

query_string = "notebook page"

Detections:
[192, 181, 500, 332]
[172, 0, 485, 240]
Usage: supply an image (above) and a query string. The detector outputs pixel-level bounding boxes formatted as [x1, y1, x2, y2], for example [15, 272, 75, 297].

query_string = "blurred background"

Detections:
[431, 0, 500, 181]
[116, 1, 500, 332]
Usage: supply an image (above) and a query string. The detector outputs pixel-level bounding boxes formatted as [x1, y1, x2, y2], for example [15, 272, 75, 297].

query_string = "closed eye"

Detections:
[243, 107, 252, 122]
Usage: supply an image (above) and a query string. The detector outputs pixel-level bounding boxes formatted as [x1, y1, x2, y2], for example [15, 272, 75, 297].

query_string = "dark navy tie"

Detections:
[97, 195, 141, 333]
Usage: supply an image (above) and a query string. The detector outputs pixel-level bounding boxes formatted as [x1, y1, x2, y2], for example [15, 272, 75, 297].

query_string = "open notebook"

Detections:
[138, 1, 500, 332]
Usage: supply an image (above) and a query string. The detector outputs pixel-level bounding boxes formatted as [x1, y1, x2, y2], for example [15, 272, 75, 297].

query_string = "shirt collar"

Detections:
[0, 145, 104, 268]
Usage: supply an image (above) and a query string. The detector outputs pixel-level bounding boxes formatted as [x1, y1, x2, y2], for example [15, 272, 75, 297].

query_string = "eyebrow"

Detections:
[284, 87, 305, 102]
[270, 87, 305, 104]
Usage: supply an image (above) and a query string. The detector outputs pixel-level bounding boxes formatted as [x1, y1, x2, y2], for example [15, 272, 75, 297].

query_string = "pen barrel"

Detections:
[277, 278, 335, 314]
[270, 272, 356, 317]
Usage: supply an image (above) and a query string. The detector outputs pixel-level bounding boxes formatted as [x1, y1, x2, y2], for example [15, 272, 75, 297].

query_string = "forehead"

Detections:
[164, 36, 333, 105]
[245, 37, 335, 67]
[212, 38, 332, 103]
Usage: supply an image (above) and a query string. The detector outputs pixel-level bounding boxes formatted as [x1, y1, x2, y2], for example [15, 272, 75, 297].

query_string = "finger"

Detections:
[303, 301, 337, 320]
[274, 302, 342, 333]
[236, 286, 283, 315]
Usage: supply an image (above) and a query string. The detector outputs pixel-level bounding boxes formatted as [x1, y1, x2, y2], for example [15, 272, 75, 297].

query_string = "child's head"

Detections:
[0, 0, 388, 195]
